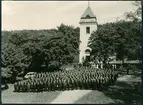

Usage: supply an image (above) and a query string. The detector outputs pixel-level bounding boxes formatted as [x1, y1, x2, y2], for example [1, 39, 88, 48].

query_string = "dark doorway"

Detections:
[85, 56, 90, 62]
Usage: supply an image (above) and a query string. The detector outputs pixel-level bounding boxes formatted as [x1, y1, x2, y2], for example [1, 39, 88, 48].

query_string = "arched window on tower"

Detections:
[85, 49, 91, 55]
[86, 27, 90, 34]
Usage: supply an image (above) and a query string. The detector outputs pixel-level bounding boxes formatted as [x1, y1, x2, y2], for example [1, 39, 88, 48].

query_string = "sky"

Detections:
[2, 1, 137, 31]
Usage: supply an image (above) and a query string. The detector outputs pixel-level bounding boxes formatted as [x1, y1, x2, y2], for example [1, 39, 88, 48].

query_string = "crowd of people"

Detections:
[14, 68, 119, 92]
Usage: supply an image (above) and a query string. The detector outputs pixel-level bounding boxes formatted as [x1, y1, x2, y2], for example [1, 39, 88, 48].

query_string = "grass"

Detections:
[75, 90, 115, 104]
[2, 84, 61, 104]
[2, 68, 142, 104]
[102, 67, 142, 104]
[75, 75, 142, 104]
[104, 81, 141, 104]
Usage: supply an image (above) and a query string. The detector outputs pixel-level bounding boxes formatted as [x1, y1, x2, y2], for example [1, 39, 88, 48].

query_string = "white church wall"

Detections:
[79, 23, 97, 63]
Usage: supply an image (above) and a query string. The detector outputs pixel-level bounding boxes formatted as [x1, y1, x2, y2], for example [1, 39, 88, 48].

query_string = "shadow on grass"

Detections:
[102, 80, 142, 104]
[75, 73, 142, 104]
[107, 68, 142, 104]
[75, 90, 115, 104]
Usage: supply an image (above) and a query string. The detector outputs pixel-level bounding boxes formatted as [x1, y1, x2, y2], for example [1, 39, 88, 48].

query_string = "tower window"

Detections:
[86, 27, 90, 34]
[85, 49, 90, 54]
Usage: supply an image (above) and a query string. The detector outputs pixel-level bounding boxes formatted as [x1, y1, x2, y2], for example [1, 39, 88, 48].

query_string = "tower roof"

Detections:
[80, 6, 97, 24]
[81, 6, 96, 18]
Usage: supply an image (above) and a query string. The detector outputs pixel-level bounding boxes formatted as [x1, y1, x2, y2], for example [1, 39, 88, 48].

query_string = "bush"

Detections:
[1, 83, 9, 91]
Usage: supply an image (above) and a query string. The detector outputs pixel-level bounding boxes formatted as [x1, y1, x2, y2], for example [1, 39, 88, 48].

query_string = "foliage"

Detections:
[57, 24, 80, 62]
[124, 1, 142, 21]
[90, 1, 141, 66]
[13, 68, 119, 92]
[2, 24, 80, 83]
[1, 67, 12, 79]
[2, 41, 27, 82]
[89, 23, 115, 67]
[89, 20, 141, 68]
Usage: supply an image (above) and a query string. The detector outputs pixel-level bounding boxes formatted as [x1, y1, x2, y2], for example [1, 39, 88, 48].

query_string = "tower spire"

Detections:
[88, 0, 90, 7]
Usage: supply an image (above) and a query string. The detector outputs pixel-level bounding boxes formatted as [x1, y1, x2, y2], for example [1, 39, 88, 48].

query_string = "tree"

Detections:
[124, 1, 142, 21]
[88, 23, 116, 68]
[1, 24, 80, 83]
[57, 24, 80, 63]
[2, 42, 27, 82]
[1, 67, 12, 84]
[89, 20, 141, 71]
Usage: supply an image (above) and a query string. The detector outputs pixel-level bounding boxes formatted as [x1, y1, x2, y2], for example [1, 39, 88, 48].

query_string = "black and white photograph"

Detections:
[1, 1, 142, 104]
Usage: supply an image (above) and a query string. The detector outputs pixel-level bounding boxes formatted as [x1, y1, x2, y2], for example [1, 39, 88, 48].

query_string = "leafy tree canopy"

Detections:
[2, 24, 80, 82]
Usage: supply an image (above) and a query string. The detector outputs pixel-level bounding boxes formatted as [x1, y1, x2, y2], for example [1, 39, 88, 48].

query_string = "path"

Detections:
[51, 90, 92, 104]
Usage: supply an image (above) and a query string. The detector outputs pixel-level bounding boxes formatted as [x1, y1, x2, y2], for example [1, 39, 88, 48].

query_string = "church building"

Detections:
[79, 5, 98, 64]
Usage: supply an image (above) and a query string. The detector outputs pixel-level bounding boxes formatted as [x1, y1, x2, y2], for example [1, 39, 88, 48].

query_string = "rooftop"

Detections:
[81, 6, 96, 18]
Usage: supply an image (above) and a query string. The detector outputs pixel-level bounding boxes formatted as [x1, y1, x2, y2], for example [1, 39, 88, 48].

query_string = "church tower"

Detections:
[79, 4, 97, 64]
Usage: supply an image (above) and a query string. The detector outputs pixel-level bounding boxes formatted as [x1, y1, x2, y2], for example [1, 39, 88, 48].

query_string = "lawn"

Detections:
[2, 69, 142, 104]
[75, 74, 142, 104]
[2, 84, 61, 104]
